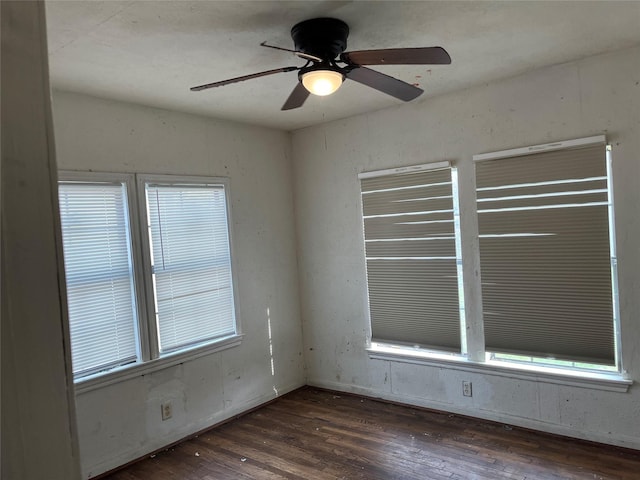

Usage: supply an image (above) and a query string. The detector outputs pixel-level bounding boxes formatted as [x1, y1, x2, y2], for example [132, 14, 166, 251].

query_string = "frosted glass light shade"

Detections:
[301, 70, 343, 96]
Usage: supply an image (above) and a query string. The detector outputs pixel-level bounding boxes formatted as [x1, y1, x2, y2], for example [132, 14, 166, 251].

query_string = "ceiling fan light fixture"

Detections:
[301, 69, 344, 96]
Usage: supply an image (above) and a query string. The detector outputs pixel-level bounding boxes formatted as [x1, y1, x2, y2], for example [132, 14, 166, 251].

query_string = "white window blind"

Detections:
[475, 143, 615, 365]
[360, 165, 462, 351]
[145, 183, 236, 353]
[58, 181, 138, 377]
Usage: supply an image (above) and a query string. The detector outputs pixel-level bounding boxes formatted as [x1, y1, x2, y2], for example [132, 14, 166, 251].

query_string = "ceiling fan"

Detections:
[190, 18, 451, 111]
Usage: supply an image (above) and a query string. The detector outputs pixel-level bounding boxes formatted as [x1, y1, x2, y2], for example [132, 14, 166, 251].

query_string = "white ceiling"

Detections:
[46, 1, 640, 131]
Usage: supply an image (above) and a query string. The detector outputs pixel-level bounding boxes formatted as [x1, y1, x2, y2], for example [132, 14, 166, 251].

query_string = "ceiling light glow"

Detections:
[301, 70, 343, 96]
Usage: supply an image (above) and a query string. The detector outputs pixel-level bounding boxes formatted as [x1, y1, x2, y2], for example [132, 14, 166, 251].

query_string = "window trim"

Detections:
[75, 333, 243, 394]
[366, 343, 631, 393]
[58, 171, 243, 390]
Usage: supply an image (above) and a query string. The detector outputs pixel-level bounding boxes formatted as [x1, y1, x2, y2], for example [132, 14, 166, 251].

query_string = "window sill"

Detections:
[74, 334, 244, 395]
[367, 344, 632, 393]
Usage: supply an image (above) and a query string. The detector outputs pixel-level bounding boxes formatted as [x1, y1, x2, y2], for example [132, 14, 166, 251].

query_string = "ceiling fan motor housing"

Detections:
[291, 18, 349, 61]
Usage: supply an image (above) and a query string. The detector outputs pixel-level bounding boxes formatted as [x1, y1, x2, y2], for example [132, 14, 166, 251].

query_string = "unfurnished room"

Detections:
[2, 1, 640, 479]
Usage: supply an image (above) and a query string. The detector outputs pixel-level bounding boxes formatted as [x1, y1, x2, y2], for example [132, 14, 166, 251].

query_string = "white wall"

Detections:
[49, 44, 639, 478]
[1, 2, 81, 479]
[51, 91, 305, 478]
[292, 46, 640, 449]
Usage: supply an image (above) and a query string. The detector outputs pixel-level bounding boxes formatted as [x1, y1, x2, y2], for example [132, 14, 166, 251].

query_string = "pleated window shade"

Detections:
[58, 182, 138, 376]
[145, 183, 236, 353]
[360, 166, 461, 351]
[476, 143, 615, 364]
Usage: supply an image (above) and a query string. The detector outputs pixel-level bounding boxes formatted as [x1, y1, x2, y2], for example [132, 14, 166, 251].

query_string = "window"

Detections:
[58, 177, 139, 378]
[58, 173, 240, 382]
[475, 137, 618, 370]
[359, 162, 463, 352]
[143, 180, 236, 354]
[362, 136, 621, 376]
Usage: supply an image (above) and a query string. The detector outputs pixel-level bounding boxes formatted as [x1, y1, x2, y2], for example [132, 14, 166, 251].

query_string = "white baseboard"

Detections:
[307, 379, 640, 451]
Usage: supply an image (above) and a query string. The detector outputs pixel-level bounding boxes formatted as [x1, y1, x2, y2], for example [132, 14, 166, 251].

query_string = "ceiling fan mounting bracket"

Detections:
[298, 60, 342, 77]
[291, 18, 349, 60]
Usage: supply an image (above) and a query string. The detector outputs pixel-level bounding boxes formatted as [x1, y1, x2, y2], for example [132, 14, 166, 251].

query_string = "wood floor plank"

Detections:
[101, 387, 640, 480]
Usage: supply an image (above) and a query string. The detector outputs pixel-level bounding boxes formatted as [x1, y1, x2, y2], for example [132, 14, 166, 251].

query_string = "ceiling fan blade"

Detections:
[341, 47, 451, 65]
[190, 66, 298, 91]
[260, 42, 322, 63]
[281, 82, 310, 111]
[346, 66, 423, 101]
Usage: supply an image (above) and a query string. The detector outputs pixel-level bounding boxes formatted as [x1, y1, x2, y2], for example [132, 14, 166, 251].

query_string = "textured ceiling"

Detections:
[46, 1, 640, 131]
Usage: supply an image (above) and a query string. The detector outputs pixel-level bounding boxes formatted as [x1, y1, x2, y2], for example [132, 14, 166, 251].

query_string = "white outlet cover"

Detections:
[161, 402, 173, 421]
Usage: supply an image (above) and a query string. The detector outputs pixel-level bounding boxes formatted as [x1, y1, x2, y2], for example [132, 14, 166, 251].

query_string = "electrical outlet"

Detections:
[462, 380, 472, 397]
[161, 401, 173, 421]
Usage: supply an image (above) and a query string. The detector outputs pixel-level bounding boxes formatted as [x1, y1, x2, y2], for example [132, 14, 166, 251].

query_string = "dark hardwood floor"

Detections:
[102, 387, 640, 480]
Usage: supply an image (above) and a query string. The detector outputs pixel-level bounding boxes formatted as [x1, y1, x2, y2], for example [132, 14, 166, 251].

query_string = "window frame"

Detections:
[473, 135, 621, 371]
[358, 161, 465, 352]
[475, 138, 617, 366]
[362, 136, 630, 392]
[58, 171, 243, 393]
[58, 171, 146, 376]
[136, 174, 243, 360]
